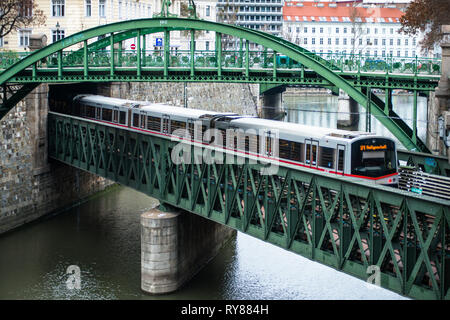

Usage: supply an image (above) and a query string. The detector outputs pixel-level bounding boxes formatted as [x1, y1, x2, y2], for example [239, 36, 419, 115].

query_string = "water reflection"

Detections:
[0, 186, 407, 300]
[283, 93, 428, 149]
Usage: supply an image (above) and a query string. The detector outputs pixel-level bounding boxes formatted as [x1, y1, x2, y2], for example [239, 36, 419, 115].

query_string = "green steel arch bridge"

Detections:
[1, 17, 449, 300]
[0, 17, 442, 153]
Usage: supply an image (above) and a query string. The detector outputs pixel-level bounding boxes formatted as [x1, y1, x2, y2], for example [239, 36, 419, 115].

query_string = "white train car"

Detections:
[54, 94, 398, 186]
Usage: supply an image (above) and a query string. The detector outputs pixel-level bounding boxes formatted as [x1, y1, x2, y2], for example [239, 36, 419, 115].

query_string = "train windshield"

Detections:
[351, 138, 397, 178]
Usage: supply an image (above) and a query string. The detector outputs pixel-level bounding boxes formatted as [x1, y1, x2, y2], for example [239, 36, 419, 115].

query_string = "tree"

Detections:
[217, 0, 238, 50]
[0, 0, 46, 39]
[349, 2, 366, 55]
[399, 0, 450, 52]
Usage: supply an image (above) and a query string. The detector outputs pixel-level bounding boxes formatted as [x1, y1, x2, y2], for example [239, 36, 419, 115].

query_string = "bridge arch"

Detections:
[0, 17, 427, 152]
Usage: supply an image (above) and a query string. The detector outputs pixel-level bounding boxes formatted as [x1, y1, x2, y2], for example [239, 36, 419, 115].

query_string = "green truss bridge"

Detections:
[48, 111, 450, 300]
[0, 18, 442, 153]
[0, 17, 448, 300]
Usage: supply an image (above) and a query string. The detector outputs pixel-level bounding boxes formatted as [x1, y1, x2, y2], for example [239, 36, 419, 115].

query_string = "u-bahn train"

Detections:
[50, 94, 399, 185]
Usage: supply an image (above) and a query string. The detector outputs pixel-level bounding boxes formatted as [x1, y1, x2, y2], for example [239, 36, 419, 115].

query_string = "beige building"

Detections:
[0, 0, 217, 53]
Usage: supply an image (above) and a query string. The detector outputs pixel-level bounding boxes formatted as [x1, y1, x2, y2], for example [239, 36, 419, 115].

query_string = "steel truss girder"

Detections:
[0, 18, 429, 152]
[398, 150, 450, 177]
[48, 113, 450, 300]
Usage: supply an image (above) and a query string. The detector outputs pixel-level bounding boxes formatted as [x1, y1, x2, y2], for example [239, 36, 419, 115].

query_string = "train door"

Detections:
[162, 115, 170, 134]
[336, 144, 346, 175]
[95, 106, 101, 120]
[113, 107, 119, 123]
[140, 111, 146, 129]
[264, 130, 274, 157]
[305, 139, 319, 167]
[187, 118, 194, 140]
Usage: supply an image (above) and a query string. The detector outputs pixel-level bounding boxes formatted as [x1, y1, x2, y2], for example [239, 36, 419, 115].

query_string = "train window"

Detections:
[113, 109, 119, 123]
[119, 111, 126, 125]
[147, 116, 161, 132]
[337, 148, 345, 172]
[319, 147, 334, 169]
[102, 108, 112, 122]
[279, 139, 291, 159]
[292, 142, 304, 162]
[133, 113, 139, 127]
[85, 105, 96, 118]
[171, 120, 186, 134]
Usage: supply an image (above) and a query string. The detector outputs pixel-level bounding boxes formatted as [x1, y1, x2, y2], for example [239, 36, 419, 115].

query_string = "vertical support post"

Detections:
[366, 88, 371, 132]
[263, 47, 268, 68]
[245, 40, 249, 78]
[142, 34, 146, 67]
[164, 28, 170, 78]
[413, 90, 418, 144]
[273, 51, 277, 80]
[84, 40, 88, 78]
[384, 88, 391, 115]
[118, 41, 122, 67]
[57, 50, 62, 79]
[137, 29, 142, 77]
[239, 38, 243, 68]
[32, 63, 37, 80]
[190, 29, 195, 77]
[110, 32, 115, 77]
[216, 32, 222, 79]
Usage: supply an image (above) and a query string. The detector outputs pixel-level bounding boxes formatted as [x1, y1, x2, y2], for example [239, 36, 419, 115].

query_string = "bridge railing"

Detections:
[0, 49, 442, 76]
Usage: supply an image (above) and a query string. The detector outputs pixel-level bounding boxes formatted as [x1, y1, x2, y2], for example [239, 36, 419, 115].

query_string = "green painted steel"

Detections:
[48, 112, 450, 300]
[398, 150, 450, 177]
[0, 18, 436, 152]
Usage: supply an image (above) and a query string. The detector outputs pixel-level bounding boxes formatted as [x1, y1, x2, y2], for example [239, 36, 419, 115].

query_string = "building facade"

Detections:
[0, 0, 217, 53]
[217, 0, 284, 49]
[282, 1, 424, 58]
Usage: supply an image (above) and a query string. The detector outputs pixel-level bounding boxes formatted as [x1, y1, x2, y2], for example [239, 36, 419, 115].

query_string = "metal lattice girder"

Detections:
[0, 83, 40, 119]
[398, 150, 450, 177]
[0, 18, 432, 152]
[48, 113, 450, 300]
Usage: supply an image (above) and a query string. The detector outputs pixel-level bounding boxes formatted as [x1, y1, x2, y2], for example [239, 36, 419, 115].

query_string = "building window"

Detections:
[312, 27, 315, 33]
[0, 37, 3, 47]
[206, 5, 210, 17]
[85, 0, 92, 16]
[99, 0, 106, 17]
[328, 38, 331, 45]
[343, 38, 347, 45]
[336, 27, 339, 33]
[320, 38, 323, 45]
[374, 39, 378, 45]
[405, 39, 408, 46]
[52, 0, 65, 17]
[335, 38, 339, 45]
[312, 38, 315, 45]
[320, 27, 323, 33]
[52, 29, 65, 42]
[390, 28, 393, 34]
[382, 39, 386, 46]
[18, 29, 31, 47]
[413, 38, 416, 46]
[304, 27, 307, 33]
[397, 39, 401, 46]
[344, 27, 347, 34]
[296, 27, 299, 33]
[374, 28, 378, 34]
[397, 50, 401, 57]
[374, 50, 378, 56]
[304, 38, 307, 45]
[206, 41, 209, 51]
[389, 39, 393, 46]
[405, 50, 408, 57]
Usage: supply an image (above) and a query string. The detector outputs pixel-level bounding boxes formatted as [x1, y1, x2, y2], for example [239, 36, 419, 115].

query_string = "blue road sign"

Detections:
[156, 38, 163, 46]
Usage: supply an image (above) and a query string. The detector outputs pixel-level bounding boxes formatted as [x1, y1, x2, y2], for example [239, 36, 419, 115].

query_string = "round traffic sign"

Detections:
[130, 43, 136, 50]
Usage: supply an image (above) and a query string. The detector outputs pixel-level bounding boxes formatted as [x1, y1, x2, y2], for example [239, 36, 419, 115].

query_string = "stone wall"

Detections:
[0, 84, 113, 235]
[108, 82, 259, 116]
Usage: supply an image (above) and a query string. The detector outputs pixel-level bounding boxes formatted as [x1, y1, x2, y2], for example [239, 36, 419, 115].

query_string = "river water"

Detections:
[0, 94, 415, 300]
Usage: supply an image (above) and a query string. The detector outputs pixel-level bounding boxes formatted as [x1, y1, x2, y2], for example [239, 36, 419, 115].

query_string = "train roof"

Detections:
[230, 117, 375, 140]
[139, 104, 237, 119]
[74, 94, 140, 107]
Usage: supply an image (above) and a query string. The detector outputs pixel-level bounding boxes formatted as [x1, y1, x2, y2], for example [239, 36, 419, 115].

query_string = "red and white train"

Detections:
[50, 94, 399, 185]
